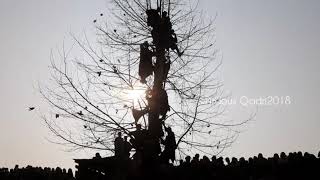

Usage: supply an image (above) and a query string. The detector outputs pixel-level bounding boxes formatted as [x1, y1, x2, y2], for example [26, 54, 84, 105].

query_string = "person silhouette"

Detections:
[129, 124, 149, 166]
[139, 41, 154, 84]
[129, 124, 147, 151]
[185, 156, 191, 165]
[161, 11, 183, 56]
[146, 9, 161, 28]
[123, 136, 132, 159]
[159, 88, 170, 119]
[169, 30, 184, 56]
[114, 132, 124, 158]
[93, 152, 101, 159]
[161, 126, 176, 163]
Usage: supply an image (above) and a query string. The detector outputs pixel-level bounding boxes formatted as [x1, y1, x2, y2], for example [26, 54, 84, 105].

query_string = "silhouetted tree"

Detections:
[40, 0, 251, 158]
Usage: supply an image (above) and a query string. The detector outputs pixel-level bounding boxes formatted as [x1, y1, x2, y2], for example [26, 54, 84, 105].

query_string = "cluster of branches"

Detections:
[40, 0, 251, 157]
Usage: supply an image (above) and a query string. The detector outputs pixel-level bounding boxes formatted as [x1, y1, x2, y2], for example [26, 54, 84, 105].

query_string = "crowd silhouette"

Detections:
[2, 151, 319, 180]
[0, 165, 74, 180]
[174, 151, 320, 180]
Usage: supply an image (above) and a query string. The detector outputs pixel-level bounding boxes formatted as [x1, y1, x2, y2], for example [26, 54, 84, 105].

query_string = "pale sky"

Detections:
[1, 0, 320, 169]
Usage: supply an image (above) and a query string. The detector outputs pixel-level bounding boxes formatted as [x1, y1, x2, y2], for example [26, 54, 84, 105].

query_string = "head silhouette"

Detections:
[162, 11, 168, 17]
[95, 153, 101, 158]
[185, 156, 191, 163]
[273, 153, 280, 162]
[195, 154, 200, 160]
[211, 155, 216, 162]
[225, 157, 230, 165]
[136, 124, 141, 130]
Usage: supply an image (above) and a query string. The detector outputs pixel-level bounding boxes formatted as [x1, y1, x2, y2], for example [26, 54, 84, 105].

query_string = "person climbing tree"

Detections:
[139, 41, 154, 83]
[161, 125, 176, 163]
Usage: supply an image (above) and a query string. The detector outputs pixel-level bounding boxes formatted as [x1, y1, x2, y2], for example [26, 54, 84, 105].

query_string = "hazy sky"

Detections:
[1, 0, 320, 169]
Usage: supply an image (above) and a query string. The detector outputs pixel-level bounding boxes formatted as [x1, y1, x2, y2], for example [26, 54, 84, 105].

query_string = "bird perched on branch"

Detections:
[112, 65, 118, 73]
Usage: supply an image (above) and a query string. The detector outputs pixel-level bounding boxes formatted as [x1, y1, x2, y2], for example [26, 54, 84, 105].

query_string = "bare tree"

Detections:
[40, 0, 251, 158]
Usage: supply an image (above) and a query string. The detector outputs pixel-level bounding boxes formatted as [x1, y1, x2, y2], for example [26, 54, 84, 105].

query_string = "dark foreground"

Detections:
[1, 151, 320, 180]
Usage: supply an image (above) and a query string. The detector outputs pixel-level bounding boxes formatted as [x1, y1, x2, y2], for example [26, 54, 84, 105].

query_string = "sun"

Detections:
[127, 88, 145, 102]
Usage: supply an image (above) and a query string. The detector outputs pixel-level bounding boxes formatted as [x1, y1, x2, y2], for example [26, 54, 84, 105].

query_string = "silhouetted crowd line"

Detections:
[173, 151, 320, 180]
[0, 165, 75, 180]
[2, 151, 320, 180]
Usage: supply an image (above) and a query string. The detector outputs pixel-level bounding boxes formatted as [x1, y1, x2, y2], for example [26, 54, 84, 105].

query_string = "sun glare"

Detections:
[127, 88, 145, 102]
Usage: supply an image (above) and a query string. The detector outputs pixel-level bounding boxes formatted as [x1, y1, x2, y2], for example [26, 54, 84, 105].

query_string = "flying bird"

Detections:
[55, 114, 59, 118]
[113, 29, 117, 33]
[28, 107, 35, 111]
[78, 111, 83, 116]
[99, 59, 104, 62]
[97, 71, 102, 76]
[100, 13, 103, 16]
[93, 19, 97, 23]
